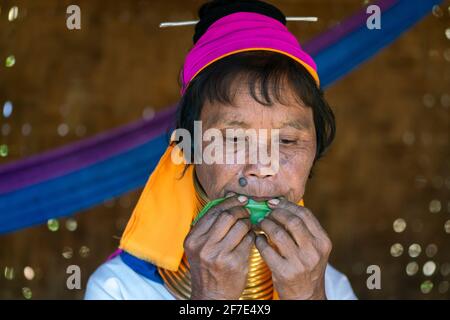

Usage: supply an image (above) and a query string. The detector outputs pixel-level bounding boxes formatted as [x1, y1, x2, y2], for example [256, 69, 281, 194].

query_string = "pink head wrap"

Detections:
[181, 12, 319, 95]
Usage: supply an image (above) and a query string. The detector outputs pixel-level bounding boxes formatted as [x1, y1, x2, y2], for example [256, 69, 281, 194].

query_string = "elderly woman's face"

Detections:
[195, 86, 317, 203]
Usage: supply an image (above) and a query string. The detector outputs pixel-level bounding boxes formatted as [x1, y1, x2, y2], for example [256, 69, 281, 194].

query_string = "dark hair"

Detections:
[175, 50, 336, 174]
[194, 0, 286, 44]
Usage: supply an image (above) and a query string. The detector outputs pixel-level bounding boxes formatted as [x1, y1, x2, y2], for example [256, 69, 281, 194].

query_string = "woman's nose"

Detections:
[243, 163, 278, 179]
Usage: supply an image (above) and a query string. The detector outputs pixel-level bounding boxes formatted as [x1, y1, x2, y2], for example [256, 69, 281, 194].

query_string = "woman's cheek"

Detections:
[279, 150, 315, 200]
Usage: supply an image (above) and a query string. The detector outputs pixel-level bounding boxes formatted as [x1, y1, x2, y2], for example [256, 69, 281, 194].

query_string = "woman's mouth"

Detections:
[225, 192, 280, 202]
[248, 196, 277, 202]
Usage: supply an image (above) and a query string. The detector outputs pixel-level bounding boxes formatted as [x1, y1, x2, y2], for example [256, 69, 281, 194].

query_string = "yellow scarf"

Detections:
[120, 143, 196, 271]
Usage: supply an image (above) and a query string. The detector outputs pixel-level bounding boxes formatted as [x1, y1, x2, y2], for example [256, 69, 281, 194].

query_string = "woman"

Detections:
[85, 0, 356, 300]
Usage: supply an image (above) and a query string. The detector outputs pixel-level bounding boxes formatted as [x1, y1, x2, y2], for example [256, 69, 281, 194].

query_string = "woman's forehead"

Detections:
[201, 94, 313, 130]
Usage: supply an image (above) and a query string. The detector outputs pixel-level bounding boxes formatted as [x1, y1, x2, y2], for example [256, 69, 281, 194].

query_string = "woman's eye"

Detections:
[280, 139, 297, 145]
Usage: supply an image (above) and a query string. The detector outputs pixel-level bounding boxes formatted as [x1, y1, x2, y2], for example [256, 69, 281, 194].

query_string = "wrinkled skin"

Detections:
[185, 87, 331, 300]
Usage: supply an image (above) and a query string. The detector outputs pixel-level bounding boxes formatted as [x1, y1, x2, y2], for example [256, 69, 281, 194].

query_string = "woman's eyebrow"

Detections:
[206, 118, 310, 130]
[223, 120, 249, 128]
[281, 119, 311, 131]
[207, 118, 250, 128]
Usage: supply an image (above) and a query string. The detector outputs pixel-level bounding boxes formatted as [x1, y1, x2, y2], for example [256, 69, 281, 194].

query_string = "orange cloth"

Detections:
[120, 143, 304, 273]
[120, 144, 198, 271]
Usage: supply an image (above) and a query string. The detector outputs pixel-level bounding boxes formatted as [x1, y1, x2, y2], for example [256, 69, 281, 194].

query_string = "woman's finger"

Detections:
[206, 206, 250, 243]
[268, 208, 315, 247]
[255, 234, 284, 269]
[268, 198, 327, 239]
[258, 218, 298, 259]
[219, 216, 252, 251]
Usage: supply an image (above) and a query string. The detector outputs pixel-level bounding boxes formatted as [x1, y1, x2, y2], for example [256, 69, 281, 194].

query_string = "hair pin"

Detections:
[159, 16, 318, 28]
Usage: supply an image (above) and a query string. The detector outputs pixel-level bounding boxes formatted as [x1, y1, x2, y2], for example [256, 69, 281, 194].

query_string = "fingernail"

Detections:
[225, 191, 236, 198]
[238, 195, 247, 203]
[268, 198, 280, 206]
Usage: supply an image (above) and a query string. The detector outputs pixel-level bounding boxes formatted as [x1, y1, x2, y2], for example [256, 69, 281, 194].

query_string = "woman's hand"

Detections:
[184, 195, 255, 300]
[255, 198, 332, 300]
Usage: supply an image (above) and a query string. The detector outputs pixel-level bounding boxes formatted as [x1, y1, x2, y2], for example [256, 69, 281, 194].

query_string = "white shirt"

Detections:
[85, 254, 357, 300]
